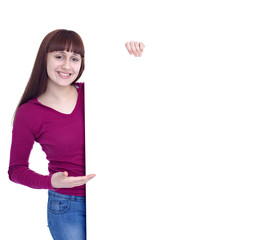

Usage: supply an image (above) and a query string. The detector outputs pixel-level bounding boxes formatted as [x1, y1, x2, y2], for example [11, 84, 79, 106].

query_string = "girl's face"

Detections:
[46, 51, 82, 87]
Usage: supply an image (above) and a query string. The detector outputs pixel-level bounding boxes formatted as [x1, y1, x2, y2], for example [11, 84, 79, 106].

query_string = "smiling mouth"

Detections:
[58, 71, 72, 77]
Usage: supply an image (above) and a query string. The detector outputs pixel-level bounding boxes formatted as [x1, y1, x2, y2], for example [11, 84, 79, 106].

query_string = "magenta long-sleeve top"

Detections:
[8, 82, 86, 196]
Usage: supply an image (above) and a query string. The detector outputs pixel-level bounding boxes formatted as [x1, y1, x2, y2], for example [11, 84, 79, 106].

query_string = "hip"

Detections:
[47, 190, 86, 240]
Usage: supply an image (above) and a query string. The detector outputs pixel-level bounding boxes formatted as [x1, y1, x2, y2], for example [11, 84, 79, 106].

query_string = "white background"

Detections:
[1, 0, 259, 239]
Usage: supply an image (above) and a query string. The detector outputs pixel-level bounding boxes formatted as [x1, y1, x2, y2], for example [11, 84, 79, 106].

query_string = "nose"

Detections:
[62, 58, 71, 70]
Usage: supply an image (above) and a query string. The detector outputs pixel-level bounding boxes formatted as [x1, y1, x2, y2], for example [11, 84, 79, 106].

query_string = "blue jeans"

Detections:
[47, 190, 86, 240]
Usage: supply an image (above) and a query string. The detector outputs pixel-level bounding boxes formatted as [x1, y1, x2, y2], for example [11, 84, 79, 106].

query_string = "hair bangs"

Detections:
[46, 30, 85, 57]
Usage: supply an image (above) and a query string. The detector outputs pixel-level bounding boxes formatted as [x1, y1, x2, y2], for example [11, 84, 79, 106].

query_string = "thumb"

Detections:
[63, 171, 68, 177]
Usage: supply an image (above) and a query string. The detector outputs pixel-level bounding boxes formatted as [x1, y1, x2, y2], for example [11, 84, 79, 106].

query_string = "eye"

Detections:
[72, 57, 80, 62]
[55, 55, 63, 60]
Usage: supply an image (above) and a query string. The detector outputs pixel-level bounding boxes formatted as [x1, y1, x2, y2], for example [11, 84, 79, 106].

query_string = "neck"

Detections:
[44, 80, 76, 103]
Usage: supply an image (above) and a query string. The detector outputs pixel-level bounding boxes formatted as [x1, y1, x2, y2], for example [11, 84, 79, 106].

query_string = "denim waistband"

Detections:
[48, 190, 86, 201]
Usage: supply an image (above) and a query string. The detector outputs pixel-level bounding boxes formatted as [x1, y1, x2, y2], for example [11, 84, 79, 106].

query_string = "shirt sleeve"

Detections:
[8, 108, 54, 190]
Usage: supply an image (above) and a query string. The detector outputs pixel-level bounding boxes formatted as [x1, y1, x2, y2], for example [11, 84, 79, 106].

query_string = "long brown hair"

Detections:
[12, 29, 85, 125]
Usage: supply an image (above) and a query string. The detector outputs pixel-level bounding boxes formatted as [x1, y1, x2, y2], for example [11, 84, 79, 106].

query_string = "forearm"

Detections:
[8, 165, 53, 190]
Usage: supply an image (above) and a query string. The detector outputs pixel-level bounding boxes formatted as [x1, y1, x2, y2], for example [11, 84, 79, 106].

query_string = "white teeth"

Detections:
[59, 72, 70, 76]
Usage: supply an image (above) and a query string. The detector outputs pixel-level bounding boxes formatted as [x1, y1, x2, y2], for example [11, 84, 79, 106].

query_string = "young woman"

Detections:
[8, 29, 145, 240]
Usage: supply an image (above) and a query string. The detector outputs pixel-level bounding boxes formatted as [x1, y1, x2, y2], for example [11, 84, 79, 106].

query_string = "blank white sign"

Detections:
[1, 0, 259, 239]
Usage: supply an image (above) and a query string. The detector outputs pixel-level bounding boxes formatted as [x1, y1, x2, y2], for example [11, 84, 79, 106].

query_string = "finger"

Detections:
[139, 42, 145, 52]
[86, 174, 96, 178]
[125, 42, 133, 55]
[65, 177, 87, 187]
[135, 42, 142, 57]
[125, 42, 132, 54]
[84, 174, 96, 182]
[68, 174, 96, 182]
[135, 42, 144, 57]
[85, 175, 96, 183]
[66, 175, 96, 187]
[129, 41, 137, 56]
[63, 171, 68, 177]
[134, 41, 140, 53]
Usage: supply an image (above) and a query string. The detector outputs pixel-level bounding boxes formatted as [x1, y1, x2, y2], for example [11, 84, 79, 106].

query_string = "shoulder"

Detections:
[15, 99, 43, 127]
[13, 103, 37, 137]
[14, 99, 47, 138]
[75, 81, 84, 90]
[18, 100, 38, 117]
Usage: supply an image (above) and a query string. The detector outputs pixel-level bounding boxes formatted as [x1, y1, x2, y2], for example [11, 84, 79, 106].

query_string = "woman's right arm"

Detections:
[8, 109, 54, 189]
[9, 108, 96, 189]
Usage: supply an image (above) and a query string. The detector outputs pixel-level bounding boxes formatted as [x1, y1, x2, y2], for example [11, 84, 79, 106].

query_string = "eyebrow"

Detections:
[57, 51, 80, 56]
